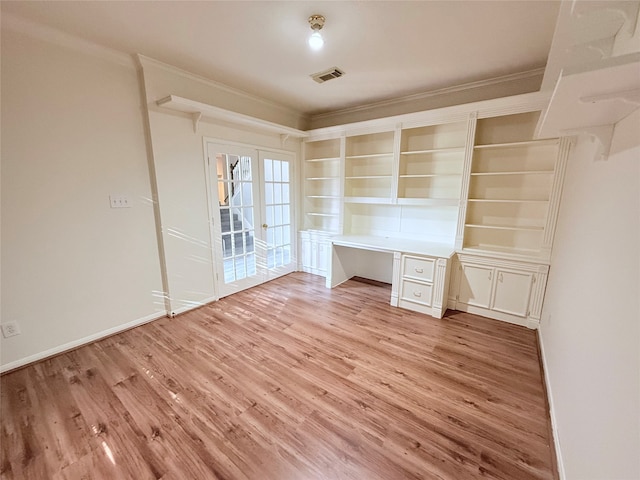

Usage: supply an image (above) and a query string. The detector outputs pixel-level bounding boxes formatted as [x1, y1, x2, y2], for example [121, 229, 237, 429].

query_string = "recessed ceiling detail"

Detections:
[311, 67, 345, 84]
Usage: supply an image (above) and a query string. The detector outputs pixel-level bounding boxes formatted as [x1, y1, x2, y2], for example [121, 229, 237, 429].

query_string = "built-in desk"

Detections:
[327, 235, 455, 318]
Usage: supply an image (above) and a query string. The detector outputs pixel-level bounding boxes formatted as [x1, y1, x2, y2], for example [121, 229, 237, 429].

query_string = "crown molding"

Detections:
[2, 12, 136, 69]
[136, 54, 309, 126]
[310, 67, 546, 122]
[305, 90, 551, 139]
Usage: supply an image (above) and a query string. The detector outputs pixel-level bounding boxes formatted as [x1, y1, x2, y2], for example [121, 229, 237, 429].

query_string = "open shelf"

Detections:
[308, 212, 339, 217]
[346, 131, 394, 157]
[345, 156, 393, 177]
[305, 138, 341, 160]
[462, 244, 543, 259]
[303, 138, 342, 234]
[467, 199, 549, 204]
[470, 171, 554, 176]
[471, 142, 557, 174]
[398, 175, 463, 200]
[474, 111, 541, 146]
[400, 122, 467, 151]
[468, 173, 552, 202]
[401, 147, 465, 155]
[465, 223, 544, 231]
[537, 52, 640, 139]
[463, 111, 561, 258]
[397, 198, 459, 206]
[306, 157, 340, 163]
[463, 227, 544, 256]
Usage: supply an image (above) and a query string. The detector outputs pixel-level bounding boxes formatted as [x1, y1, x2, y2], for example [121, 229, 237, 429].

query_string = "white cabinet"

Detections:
[299, 230, 330, 277]
[397, 253, 451, 318]
[458, 264, 493, 309]
[452, 254, 548, 328]
[302, 96, 569, 329]
[492, 269, 534, 317]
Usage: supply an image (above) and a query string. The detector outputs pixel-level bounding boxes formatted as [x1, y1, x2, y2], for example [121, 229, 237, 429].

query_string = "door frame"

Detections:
[203, 137, 298, 299]
[258, 149, 297, 281]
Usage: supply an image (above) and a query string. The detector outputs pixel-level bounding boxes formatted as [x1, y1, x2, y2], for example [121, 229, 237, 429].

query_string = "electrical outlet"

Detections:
[1, 321, 21, 338]
[109, 194, 131, 208]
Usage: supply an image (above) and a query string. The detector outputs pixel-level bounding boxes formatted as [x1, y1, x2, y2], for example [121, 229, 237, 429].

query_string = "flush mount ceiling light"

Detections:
[308, 14, 325, 50]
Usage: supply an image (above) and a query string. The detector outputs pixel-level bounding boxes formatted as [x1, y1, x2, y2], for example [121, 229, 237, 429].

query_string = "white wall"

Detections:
[0, 29, 166, 370]
[539, 109, 640, 479]
[139, 60, 302, 314]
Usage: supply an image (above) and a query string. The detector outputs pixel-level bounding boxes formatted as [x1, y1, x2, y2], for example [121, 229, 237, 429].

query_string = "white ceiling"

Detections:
[1, 1, 561, 116]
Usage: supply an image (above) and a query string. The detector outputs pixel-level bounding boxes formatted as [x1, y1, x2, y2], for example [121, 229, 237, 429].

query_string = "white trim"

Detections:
[168, 296, 217, 317]
[2, 12, 135, 69]
[310, 68, 546, 122]
[537, 327, 566, 480]
[0, 311, 167, 374]
[156, 95, 308, 138]
[305, 91, 552, 140]
[454, 303, 534, 328]
[137, 55, 308, 125]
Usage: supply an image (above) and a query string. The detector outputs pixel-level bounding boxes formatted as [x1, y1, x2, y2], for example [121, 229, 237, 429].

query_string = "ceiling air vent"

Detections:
[311, 67, 345, 84]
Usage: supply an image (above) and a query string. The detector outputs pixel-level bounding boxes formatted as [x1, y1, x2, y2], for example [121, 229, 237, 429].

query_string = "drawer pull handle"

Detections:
[413, 291, 422, 297]
[414, 267, 424, 273]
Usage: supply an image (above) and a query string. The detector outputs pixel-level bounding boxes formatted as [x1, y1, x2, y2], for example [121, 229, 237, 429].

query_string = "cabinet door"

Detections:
[317, 240, 328, 274]
[491, 269, 534, 317]
[458, 264, 493, 308]
[300, 233, 312, 270]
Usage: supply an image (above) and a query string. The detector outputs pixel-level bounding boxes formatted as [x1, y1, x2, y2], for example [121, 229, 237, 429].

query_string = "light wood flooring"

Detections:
[1, 273, 557, 479]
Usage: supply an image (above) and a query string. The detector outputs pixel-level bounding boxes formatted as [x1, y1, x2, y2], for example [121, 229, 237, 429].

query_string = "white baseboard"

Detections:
[0, 310, 167, 374]
[537, 327, 566, 480]
[168, 295, 217, 317]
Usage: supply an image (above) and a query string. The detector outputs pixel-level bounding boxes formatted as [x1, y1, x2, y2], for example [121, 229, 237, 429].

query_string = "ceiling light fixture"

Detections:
[308, 14, 325, 51]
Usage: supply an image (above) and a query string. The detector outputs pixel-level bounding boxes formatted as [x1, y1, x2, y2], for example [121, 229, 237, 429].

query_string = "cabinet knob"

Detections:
[413, 291, 422, 298]
[414, 267, 424, 273]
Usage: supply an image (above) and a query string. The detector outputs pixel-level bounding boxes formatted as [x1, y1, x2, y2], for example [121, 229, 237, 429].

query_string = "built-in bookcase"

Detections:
[303, 138, 342, 233]
[462, 112, 564, 259]
[344, 131, 395, 203]
[301, 107, 568, 269]
[398, 122, 467, 205]
[300, 98, 570, 328]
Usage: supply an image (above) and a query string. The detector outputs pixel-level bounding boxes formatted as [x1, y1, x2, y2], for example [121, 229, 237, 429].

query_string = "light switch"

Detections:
[110, 194, 131, 208]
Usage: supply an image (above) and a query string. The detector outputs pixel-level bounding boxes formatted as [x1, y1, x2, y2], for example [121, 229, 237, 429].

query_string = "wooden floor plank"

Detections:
[1, 273, 557, 479]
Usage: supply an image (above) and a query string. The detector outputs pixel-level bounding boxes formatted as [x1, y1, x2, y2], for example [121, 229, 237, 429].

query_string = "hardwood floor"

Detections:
[1, 273, 557, 480]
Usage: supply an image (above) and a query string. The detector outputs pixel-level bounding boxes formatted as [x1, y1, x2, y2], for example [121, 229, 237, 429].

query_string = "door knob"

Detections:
[262, 224, 268, 229]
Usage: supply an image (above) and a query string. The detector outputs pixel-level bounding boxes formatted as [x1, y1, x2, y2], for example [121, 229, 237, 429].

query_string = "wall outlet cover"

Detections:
[1, 321, 21, 338]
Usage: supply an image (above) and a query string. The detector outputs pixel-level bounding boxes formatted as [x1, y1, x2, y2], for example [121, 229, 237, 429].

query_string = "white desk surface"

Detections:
[330, 235, 456, 259]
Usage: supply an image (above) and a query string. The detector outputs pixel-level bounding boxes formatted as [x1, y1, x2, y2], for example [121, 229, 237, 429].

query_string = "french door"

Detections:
[207, 142, 295, 298]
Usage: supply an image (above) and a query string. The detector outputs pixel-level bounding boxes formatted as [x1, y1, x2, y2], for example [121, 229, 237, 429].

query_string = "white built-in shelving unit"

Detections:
[303, 138, 342, 234]
[462, 111, 566, 260]
[398, 121, 467, 206]
[344, 131, 395, 203]
[298, 92, 571, 328]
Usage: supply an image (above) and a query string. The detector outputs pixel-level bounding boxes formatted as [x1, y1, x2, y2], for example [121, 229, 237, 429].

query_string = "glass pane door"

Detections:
[260, 152, 295, 279]
[208, 144, 264, 298]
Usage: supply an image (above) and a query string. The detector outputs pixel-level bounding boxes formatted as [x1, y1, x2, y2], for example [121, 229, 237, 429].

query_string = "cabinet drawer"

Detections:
[402, 256, 435, 282]
[400, 279, 433, 307]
